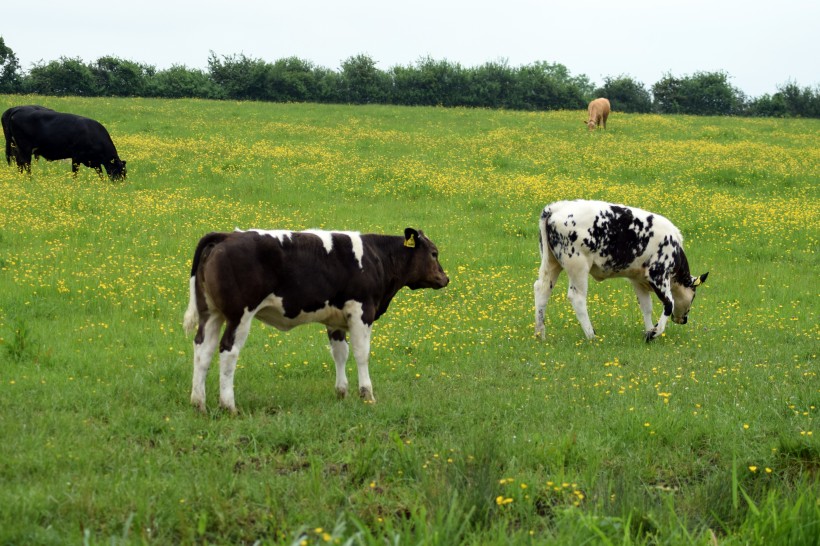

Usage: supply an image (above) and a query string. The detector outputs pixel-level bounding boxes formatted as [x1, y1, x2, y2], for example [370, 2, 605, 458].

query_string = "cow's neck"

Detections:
[368, 235, 419, 320]
[673, 247, 693, 285]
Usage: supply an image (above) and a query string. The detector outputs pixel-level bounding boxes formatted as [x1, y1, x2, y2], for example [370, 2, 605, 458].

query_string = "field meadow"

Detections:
[0, 95, 817, 545]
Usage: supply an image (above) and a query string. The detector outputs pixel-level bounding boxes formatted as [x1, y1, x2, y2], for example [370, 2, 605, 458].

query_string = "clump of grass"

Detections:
[3, 319, 37, 363]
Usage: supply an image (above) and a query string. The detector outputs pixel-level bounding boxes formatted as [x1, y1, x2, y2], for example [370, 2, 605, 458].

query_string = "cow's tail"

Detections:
[183, 232, 230, 335]
[537, 206, 551, 260]
[534, 206, 554, 339]
[2, 111, 11, 166]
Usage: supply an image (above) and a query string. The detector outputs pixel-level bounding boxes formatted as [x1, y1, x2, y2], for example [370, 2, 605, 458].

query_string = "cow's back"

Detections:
[543, 200, 681, 275]
[12, 110, 116, 152]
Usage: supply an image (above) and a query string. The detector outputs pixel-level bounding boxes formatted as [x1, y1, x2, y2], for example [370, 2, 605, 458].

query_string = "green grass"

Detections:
[0, 95, 818, 545]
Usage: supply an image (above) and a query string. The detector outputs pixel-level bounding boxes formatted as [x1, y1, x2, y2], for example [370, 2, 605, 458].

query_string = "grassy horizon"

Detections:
[0, 95, 817, 545]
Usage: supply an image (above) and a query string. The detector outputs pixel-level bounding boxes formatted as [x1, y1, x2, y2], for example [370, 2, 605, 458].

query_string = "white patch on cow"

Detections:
[252, 293, 349, 331]
[303, 229, 364, 269]
[244, 229, 294, 244]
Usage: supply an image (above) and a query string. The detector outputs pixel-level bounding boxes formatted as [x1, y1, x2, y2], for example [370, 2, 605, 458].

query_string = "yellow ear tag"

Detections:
[693, 277, 702, 287]
[404, 234, 416, 248]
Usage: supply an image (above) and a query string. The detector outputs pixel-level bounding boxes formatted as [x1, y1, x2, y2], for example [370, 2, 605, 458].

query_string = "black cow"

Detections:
[183, 227, 449, 412]
[2, 106, 126, 180]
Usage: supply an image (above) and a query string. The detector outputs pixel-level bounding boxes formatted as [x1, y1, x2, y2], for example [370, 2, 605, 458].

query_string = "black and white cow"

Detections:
[183, 227, 449, 412]
[534, 200, 708, 342]
[2, 106, 126, 180]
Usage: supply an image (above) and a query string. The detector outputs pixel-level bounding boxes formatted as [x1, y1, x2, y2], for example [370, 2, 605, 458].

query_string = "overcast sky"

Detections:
[3, 0, 817, 97]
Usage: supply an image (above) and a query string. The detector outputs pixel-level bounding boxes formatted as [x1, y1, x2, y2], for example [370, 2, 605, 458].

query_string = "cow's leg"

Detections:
[327, 328, 349, 398]
[191, 313, 224, 412]
[630, 280, 656, 333]
[346, 303, 375, 402]
[534, 250, 563, 339]
[565, 267, 596, 339]
[14, 145, 31, 174]
[217, 311, 254, 413]
[646, 276, 674, 342]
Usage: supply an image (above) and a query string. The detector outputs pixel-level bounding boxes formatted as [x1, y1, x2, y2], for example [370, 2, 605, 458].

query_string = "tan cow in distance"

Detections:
[586, 98, 611, 130]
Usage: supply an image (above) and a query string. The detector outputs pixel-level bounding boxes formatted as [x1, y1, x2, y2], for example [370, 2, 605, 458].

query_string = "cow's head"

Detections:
[671, 272, 709, 324]
[586, 119, 597, 131]
[403, 228, 449, 290]
[107, 159, 127, 181]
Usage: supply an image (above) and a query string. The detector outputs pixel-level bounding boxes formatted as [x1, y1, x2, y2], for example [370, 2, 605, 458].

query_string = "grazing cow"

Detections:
[534, 200, 708, 342]
[586, 98, 611, 130]
[2, 106, 126, 180]
[183, 227, 449, 413]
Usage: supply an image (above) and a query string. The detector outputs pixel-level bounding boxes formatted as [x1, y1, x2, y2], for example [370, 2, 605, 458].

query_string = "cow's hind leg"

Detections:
[217, 311, 254, 413]
[191, 313, 224, 412]
[327, 328, 349, 398]
[534, 250, 563, 339]
[14, 145, 32, 174]
[346, 303, 375, 402]
[565, 267, 596, 339]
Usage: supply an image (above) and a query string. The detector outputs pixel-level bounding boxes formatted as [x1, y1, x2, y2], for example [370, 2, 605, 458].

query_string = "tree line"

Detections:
[1, 38, 818, 117]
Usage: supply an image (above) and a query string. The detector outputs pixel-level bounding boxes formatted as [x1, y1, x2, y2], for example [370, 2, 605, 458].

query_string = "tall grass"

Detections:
[0, 95, 817, 544]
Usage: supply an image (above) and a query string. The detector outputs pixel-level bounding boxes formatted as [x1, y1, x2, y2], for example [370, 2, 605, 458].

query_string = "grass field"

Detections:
[0, 95, 817, 545]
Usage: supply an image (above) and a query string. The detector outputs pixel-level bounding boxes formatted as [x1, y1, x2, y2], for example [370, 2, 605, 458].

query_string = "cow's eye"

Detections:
[432, 251, 438, 259]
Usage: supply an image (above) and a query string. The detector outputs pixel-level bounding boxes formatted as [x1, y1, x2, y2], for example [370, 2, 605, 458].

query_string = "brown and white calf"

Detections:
[534, 200, 708, 342]
[586, 98, 611, 130]
[183, 228, 449, 412]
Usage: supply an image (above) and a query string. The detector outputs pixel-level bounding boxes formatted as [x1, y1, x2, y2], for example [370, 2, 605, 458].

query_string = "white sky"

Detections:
[2, 0, 817, 97]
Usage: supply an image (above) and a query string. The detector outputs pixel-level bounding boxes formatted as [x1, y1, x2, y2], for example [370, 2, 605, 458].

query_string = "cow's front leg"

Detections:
[191, 314, 223, 412]
[630, 280, 656, 336]
[346, 304, 375, 403]
[217, 312, 253, 413]
[327, 328, 349, 398]
[647, 278, 674, 342]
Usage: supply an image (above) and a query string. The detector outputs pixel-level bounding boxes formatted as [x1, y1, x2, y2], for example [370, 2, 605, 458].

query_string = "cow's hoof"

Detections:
[336, 387, 348, 399]
[219, 403, 238, 415]
[191, 397, 207, 413]
[359, 386, 376, 403]
[644, 330, 658, 343]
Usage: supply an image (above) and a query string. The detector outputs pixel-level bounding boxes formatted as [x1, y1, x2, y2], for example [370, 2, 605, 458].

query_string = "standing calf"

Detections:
[534, 200, 708, 341]
[183, 227, 449, 412]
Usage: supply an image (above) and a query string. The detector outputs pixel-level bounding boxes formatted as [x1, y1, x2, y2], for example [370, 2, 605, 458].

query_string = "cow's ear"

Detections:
[692, 272, 709, 287]
[404, 228, 419, 248]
